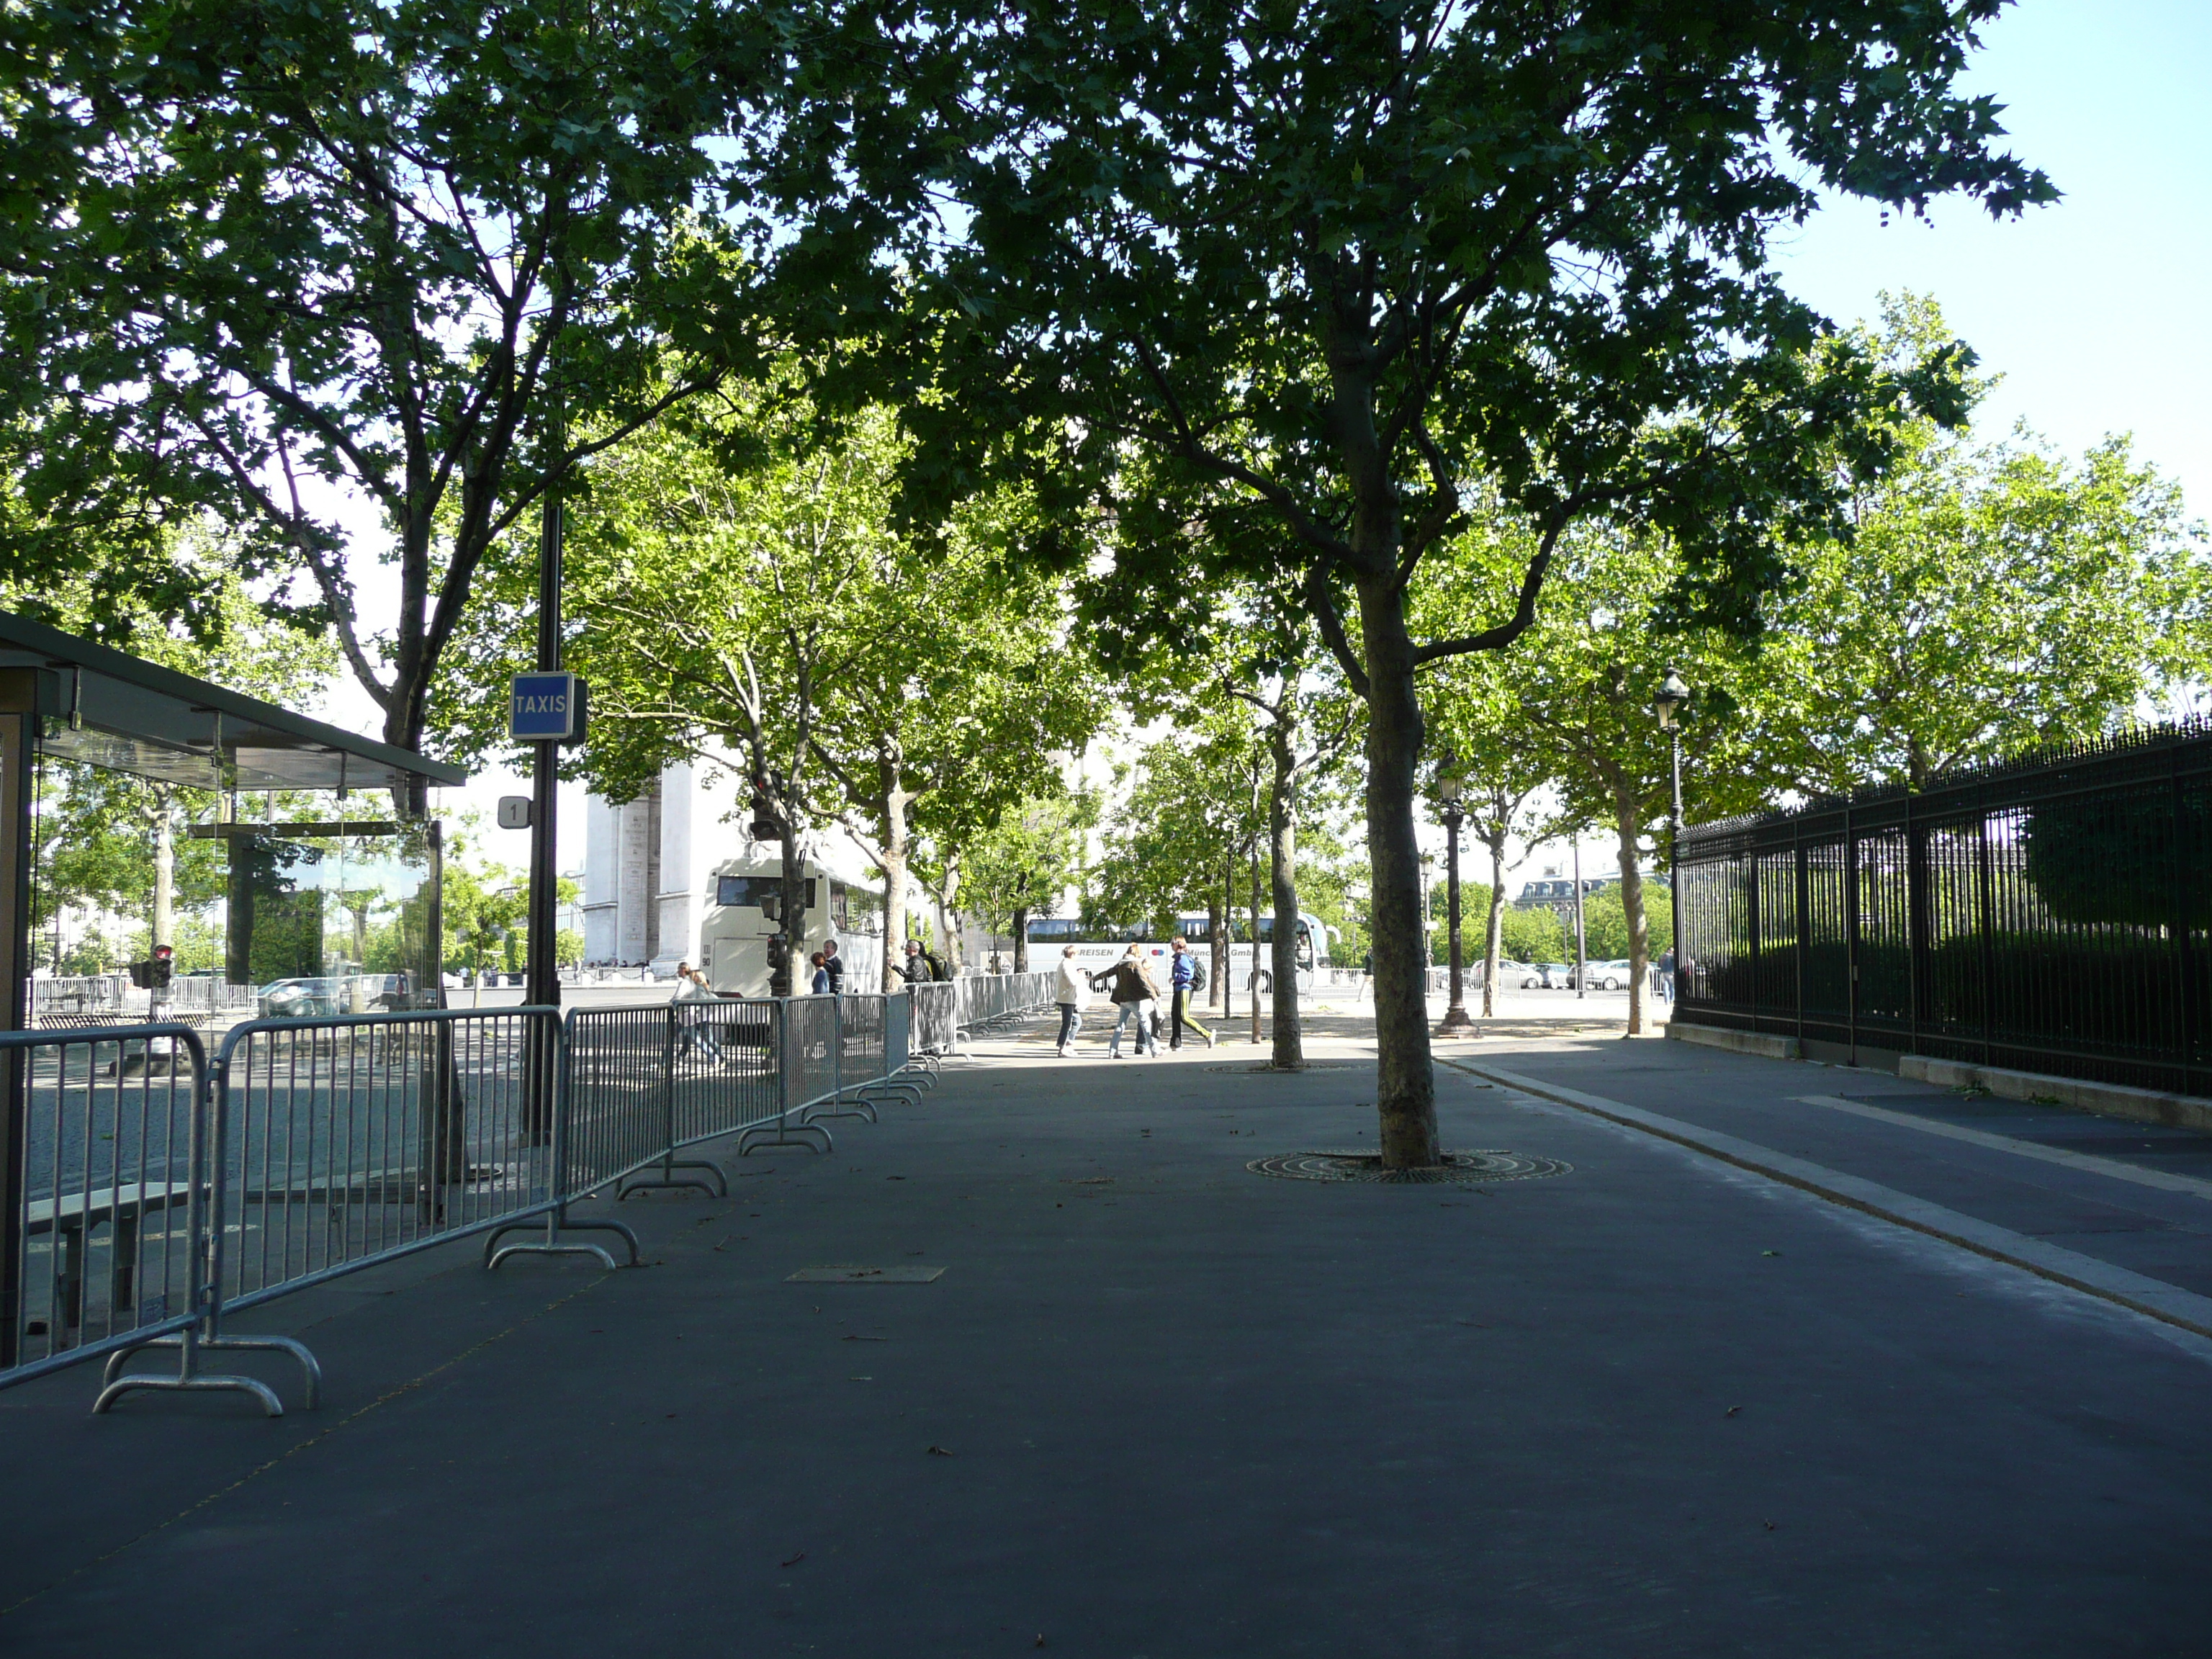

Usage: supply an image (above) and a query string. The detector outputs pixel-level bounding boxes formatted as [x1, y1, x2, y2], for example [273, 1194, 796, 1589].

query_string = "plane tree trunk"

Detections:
[1354, 567, 1437, 1166]
[1482, 822, 1509, 1020]
[1266, 721, 1303, 1070]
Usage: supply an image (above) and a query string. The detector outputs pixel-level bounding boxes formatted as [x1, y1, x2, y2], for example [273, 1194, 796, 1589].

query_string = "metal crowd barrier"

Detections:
[957, 971, 1056, 1034]
[106, 1007, 567, 1413]
[0, 1024, 210, 1397]
[0, 989, 943, 1416]
[911, 981, 959, 1056]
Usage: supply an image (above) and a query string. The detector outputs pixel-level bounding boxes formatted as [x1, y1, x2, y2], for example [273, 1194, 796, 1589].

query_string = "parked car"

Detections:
[1537, 963, 1574, 989]
[257, 976, 343, 1020]
[1567, 959, 1634, 991]
[1493, 959, 1546, 990]
[343, 973, 421, 1012]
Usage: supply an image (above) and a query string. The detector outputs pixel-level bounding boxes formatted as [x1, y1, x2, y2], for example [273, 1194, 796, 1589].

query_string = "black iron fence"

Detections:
[1675, 719, 2212, 1097]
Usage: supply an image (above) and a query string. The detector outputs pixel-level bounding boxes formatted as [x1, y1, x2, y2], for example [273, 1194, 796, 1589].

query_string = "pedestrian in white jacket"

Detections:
[1052, 945, 1091, 1056]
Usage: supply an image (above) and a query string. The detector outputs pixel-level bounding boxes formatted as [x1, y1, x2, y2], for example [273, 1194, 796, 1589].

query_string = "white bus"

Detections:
[698, 855, 885, 996]
[1023, 912, 1334, 995]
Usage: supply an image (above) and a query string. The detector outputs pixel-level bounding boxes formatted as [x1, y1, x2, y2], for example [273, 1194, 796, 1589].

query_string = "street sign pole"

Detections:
[525, 481, 562, 1025]
[521, 411, 566, 1141]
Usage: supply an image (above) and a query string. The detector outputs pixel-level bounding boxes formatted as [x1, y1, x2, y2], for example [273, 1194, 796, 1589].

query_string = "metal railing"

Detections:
[957, 971, 1056, 1034]
[912, 981, 958, 1056]
[1, 988, 943, 1416]
[30, 976, 130, 1020]
[209, 1009, 559, 1310]
[0, 1024, 209, 1389]
[1676, 717, 2212, 1094]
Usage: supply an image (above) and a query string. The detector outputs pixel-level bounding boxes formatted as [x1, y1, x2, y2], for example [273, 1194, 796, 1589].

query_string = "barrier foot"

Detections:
[200, 1334, 323, 1409]
[618, 1158, 729, 1200]
[737, 1118, 832, 1157]
[489, 1238, 620, 1271]
[485, 1210, 644, 1269]
[804, 1097, 878, 1124]
[93, 1328, 305, 1418]
[856, 1083, 922, 1108]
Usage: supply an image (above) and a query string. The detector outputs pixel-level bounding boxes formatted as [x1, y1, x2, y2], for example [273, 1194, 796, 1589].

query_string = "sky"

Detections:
[1768, 0, 2212, 514]
[315, 0, 2212, 894]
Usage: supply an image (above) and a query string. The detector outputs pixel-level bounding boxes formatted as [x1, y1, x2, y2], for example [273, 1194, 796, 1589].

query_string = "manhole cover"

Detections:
[1247, 1150, 1572, 1184]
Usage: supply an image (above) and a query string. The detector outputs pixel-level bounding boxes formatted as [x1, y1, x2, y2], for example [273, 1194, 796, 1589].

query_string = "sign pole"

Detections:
[523, 415, 565, 1141]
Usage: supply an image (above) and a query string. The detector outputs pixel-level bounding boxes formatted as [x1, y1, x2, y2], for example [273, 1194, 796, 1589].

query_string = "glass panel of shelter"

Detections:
[30, 751, 441, 1031]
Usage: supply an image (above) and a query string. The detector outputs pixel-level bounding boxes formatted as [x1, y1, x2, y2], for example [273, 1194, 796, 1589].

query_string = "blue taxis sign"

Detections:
[509, 673, 584, 742]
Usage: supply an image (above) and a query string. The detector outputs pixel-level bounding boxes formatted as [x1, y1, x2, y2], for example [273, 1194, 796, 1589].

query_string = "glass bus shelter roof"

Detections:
[0, 611, 468, 793]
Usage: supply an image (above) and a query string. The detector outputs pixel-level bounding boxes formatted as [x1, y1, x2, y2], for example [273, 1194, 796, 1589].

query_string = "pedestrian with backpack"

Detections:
[1166, 935, 1215, 1049]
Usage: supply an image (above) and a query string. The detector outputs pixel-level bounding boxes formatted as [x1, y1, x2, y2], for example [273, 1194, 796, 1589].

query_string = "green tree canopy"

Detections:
[1753, 297, 2208, 795]
[4, 0, 937, 789]
[1421, 506, 1769, 1030]
[896, 0, 2049, 1164]
[958, 791, 1100, 971]
[439, 380, 1101, 989]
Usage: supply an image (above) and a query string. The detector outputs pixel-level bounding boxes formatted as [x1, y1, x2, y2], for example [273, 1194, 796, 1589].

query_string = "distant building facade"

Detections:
[581, 750, 951, 974]
[1513, 868, 1671, 929]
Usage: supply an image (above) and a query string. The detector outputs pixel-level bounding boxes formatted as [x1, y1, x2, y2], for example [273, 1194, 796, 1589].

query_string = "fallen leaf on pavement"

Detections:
[1725, 1406, 1741, 1417]
[782, 1552, 806, 1568]
[927, 1444, 954, 1457]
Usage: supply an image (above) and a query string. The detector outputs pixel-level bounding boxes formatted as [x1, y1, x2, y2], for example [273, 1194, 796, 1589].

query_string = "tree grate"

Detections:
[1247, 1150, 1572, 1184]
[1201, 1061, 1363, 1074]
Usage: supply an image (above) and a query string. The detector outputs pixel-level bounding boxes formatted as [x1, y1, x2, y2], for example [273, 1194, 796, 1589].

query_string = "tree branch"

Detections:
[1304, 565, 1371, 698]
[1412, 520, 1563, 665]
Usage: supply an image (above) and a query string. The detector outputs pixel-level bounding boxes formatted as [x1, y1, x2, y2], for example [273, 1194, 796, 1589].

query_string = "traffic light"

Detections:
[129, 948, 174, 991]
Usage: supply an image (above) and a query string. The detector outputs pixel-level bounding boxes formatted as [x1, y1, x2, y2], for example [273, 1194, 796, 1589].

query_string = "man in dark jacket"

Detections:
[1090, 945, 1161, 1058]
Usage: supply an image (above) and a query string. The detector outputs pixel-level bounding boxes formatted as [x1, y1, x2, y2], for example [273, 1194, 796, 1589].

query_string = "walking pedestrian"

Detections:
[1166, 935, 1215, 1050]
[809, 950, 831, 995]
[1656, 946, 1676, 1002]
[821, 938, 846, 994]
[1092, 943, 1161, 1058]
[673, 963, 724, 1062]
[901, 940, 931, 984]
[1052, 944, 1090, 1056]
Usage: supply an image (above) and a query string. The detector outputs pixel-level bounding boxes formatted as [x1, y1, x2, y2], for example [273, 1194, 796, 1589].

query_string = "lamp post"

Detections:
[1653, 667, 1689, 993]
[1433, 750, 1478, 1037]
[1571, 832, 1585, 999]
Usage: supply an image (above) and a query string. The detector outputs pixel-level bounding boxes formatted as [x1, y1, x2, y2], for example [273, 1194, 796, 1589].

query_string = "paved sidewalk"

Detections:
[1471, 1035, 2212, 1307]
[1, 1022, 2209, 1656]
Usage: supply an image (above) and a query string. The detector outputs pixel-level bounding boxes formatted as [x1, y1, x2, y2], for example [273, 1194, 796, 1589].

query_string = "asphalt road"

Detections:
[1, 1020, 2206, 1656]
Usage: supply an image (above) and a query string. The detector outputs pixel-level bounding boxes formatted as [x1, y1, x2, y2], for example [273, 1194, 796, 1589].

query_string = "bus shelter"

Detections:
[0, 611, 465, 1031]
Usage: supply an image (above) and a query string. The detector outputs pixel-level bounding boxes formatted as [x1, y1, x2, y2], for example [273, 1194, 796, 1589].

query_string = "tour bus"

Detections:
[1024, 912, 1334, 995]
[698, 854, 885, 997]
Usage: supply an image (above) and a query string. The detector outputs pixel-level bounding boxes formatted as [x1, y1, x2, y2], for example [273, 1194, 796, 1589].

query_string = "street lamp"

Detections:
[1432, 748, 1478, 1038]
[1653, 668, 1689, 996]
